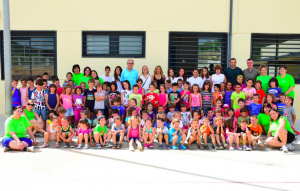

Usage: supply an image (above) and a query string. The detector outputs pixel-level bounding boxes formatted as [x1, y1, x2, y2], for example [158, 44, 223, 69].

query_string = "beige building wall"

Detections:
[0, 0, 299, 115]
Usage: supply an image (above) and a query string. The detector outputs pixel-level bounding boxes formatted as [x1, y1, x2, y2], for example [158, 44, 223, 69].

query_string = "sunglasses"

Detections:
[27, 104, 34, 106]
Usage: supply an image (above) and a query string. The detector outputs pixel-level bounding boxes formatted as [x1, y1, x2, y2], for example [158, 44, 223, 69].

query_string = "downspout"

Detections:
[228, 0, 233, 66]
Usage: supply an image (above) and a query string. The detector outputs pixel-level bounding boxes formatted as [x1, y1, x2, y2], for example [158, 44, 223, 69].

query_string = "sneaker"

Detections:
[63, 143, 68, 148]
[236, 146, 242, 150]
[282, 145, 289, 153]
[149, 144, 153, 149]
[96, 143, 102, 149]
[243, 146, 251, 151]
[69, 143, 74, 148]
[171, 145, 179, 150]
[129, 145, 135, 151]
[144, 144, 148, 149]
[3, 147, 12, 152]
[248, 145, 252, 151]
[287, 143, 294, 151]
[219, 145, 224, 150]
[137, 141, 142, 151]
[159, 144, 163, 150]
[179, 145, 186, 150]
[107, 143, 113, 148]
[105, 143, 109, 147]
[223, 143, 228, 149]
[198, 144, 204, 150]
[84, 144, 88, 149]
[229, 146, 234, 150]
[213, 144, 218, 150]
[166, 144, 171, 150]
[27, 147, 34, 152]
[204, 144, 209, 150]
[77, 144, 82, 149]
[186, 145, 193, 150]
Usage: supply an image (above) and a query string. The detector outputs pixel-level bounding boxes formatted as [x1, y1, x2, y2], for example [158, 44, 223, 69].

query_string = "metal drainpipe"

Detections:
[228, 0, 233, 66]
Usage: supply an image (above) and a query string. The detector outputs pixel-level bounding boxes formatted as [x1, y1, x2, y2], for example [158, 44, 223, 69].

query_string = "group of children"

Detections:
[11, 68, 297, 151]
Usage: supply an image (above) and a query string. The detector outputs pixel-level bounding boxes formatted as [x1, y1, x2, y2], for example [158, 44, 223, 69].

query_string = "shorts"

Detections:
[169, 135, 182, 144]
[277, 130, 295, 144]
[33, 109, 47, 120]
[201, 135, 211, 142]
[65, 108, 74, 117]
[129, 137, 139, 142]
[191, 106, 201, 111]
[22, 106, 26, 109]
[202, 108, 207, 115]
[155, 133, 169, 142]
[87, 107, 94, 112]
[226, 135, 236, 143]
[2, 137, 33, 148]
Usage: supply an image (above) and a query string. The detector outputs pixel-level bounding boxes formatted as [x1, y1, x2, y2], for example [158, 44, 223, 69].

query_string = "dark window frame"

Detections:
[82, 31, 146, 58]
[0, 31, 57, 80]
[168, 32, 228, 76]
[251, 33, 300, 84]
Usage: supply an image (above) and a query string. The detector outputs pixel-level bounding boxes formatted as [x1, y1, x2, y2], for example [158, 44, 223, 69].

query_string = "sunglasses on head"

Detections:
[27, 104, 34, 106]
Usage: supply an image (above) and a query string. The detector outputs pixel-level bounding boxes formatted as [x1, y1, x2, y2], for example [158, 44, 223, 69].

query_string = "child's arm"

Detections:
[121, 92, 126, 106]
[292, 113, 296, 127]
[108, 95, 113, 108]
[164, 94, 169, 108]
[213, 118, 216, 126]
[199, 93, 203, 109]
[94, 93, 101, 101]
[210, 97, 213, 108]
[226, 128, 235, 135]
[59, 94, 63, 106]
[150, 128, 156, 143]
[231, 99, 233, 108]
[180, 91, 186, 99]
[191, 128, 196, 137]
[125, 121, 129, 129]
[121, 114, 124, 122]
[215, 125, 219, 134]
[45, 94, 51, 110]
[89, 132, 95, 147]
[55, 94, 60, 111]
[69, 127, 75, 140]
[221, 126, 225, 135]
[83, 96, 86, 106]
[189, 94, 192, 111]
[12, 86, 17, 96]
[126, 127, 130, 142]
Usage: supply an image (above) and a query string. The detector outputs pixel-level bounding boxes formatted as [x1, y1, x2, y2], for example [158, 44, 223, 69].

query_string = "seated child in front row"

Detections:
[225, 117, 239, 150]
[127, 116, 143, 151]
[143, 119, 156, 149]
[237, 119, 252, 151]
[249, 115, 264, 150]
[59, 117, 75, 148]
[213, 116, 228, 150]
[111, 115, 125, 149]
[75, 118, 95, 149]
[107, 109, 119, 128]
[200, 117, 217, 150]
[94, 115, 108, 149]
[186, 119, 202, 150]
[156, 118, 170, 150]
[42, 116, 60, 148]
[154, 113, 168, 127]
[237, 108, 249, 128]
[168, 118, 187, 150]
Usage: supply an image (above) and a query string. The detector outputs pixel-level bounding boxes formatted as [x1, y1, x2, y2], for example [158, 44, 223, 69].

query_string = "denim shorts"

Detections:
[191, 106, 201, 111]
[33, 109, 47, 120]
[65, 108, 74, 117]
[2, 137, 33, 148]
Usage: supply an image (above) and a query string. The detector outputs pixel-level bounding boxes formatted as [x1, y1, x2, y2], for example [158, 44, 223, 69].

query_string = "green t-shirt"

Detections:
[257, 75, 271, 94]
[98, 78, 104, 84]
[4, 115, 31, 139]
[269, 116, 295, 136]
[72, 73, 84, 86]
[129, 94, 143, 109]
[238, 117, 249, 125]
[276, 74, 295, 98]
[24, 109, 34, 121]
[230, 91, 245, 109]
[78, 76, 93, 89]
[147, 89, 159, 94]
[257, 113, 271, 133]
[94, 124, 107, 135]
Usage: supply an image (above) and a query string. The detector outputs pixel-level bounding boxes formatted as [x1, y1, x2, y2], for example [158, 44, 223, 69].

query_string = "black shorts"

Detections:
[278, 130, 295, 144]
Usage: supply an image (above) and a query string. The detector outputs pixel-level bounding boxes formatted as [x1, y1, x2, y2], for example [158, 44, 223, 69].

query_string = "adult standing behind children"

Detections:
[243, 58, 260, 83]
[78, 67, 93, 89]
[151, 65, 166, 88]
[224, 58, 243, 85]
[210, 64, 226, 92]
[140, 65, 151, 93]
[71, 64, 84, 86]
[121, 59, 139, 89]
[100, 66, 113, 82]
[276, 65, 295, 106]
[256, 64, 271, 94]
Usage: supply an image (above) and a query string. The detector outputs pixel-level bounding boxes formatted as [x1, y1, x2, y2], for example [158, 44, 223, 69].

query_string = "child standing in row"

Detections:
[242, 78, 256, 109]
[201, 81, 213, 114]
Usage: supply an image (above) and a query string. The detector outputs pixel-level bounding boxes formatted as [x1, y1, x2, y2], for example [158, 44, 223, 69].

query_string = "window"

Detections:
[251, 34, 300, 83]
[169, 32, 227, 75]
[82, 32, 145, 58]
[1, 31, 56, 80]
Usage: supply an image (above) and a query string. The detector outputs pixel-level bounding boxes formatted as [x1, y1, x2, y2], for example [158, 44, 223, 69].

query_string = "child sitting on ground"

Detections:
[111, 116, 125, 149]
[168, 118, 187, 150]
[143, 119, 156, 149]
[225, 117, 239, 150]
[75, 118, 95, 149]
[213, 116, 228, 150]
[156, 118, 170, 150]
[237, 108, 249, 128]
[127, 116, 143, 151]
[200, 117, 217, 150]
[41, 116, 60, 148]
[59, 117, 75, 148]
[249, 115, 264, 150]
[93, 115, 108, 149]
[237, 119, 252, 151]
[186, 119, 202, 150]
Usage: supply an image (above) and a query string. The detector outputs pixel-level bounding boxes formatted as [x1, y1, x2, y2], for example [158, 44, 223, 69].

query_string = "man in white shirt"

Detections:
[100, 66, 112, 82]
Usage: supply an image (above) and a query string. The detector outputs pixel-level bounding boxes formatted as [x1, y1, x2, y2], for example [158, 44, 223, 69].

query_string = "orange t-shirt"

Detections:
[249, 124, 262, 136]
[212, 92, 222, 106]
[200, 125, 212, 136]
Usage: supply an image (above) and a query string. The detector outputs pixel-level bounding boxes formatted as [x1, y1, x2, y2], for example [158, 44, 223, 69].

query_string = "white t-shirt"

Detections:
[100, 75, 112, 83]
[173, 77, 183, 83]
[156, 126, 169, 135]
[211, 74, 225, 92]
[181, 112, 191, 127]
[200, 76, 211, 88]
[139, 74, 151, 92]
[111, 76, 122, 92]
[121, 89, 132, 105]
[165, 77, 176, 84]
[170, 120, 183, 129]
[187, 76, 203, 88]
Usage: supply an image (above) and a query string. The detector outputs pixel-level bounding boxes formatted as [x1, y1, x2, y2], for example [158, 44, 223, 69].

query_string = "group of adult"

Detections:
[2, 58, 296, 152]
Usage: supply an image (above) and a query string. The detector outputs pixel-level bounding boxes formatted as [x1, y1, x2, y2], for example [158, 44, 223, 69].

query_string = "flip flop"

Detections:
[55, 143, 59, 148]
[41, 143, 48, 148]
[112, 144, 117, 149]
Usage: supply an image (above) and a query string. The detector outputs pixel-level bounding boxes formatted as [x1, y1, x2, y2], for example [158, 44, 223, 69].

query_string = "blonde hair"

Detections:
[191, 119, 199, 125]
[157, 112, 165, 118]
[203, 117, 210, 122]
[174, 111, 181, 117]
[128, 116, 141, 126]
[259, 64, 267, 73]
[153, 65, 164, 76]
[172, 118, 180, 125]
[141, 65, 149, 75]
[216, 116, 224, 122]
[63, 84, 72, 95]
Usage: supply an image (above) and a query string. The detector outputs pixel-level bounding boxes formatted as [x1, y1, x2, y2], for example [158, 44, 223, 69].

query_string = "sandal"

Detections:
[117, 144, 121, 149]
[41, 143, 48, 148]
[56, 143, 60, 148]
[112, 144, 117, 149]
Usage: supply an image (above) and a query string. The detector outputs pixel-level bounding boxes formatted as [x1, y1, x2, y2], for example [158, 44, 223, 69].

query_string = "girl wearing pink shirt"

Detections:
[180, 81, 191, 110]
[242, 78, 256, 109]
[60, 85, 74, 123]
[75, 118, 95, 149]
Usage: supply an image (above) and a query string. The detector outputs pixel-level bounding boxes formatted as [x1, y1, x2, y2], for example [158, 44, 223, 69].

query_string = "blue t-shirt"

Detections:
[267, 87, 282, 105]
[248, 103, 262, 116]
[154, 121, 168, 127]
[168, 91, 181, 109]
[224, 90, 233, 107]
[120, 68, 139, 89]
[125, 116, 130, 122]
[168, 128, 181, 140]
[277, 103, 286, 115]
[112, 106, 125, 116]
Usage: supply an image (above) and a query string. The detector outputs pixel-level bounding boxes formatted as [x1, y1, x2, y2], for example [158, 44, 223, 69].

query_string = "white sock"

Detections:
[78, 144, 81, 147]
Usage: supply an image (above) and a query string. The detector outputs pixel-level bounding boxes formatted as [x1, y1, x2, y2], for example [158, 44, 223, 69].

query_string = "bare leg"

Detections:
[78, 133, 83, 144]
[203, 133, 207, 144]
[172, 135, 178, 146]
[84, 133, 89, 144]
[215, 134, 220, 146]
[181, 134, 186, 145]
[188, 136, 195, 145]
[94, 132, 100, 144]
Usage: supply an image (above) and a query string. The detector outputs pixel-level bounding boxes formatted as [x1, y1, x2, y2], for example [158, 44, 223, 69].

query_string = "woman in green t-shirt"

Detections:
[22, 100, 45, 136]
[257, 103, 271, 134]
[256, 64, 271, 94]
[276, 65, 295, 105]
[2, 106, 38, 152]
[78, 67, 93, 89]
[72, 64, 84, 86]
[266, 108, 295, 153]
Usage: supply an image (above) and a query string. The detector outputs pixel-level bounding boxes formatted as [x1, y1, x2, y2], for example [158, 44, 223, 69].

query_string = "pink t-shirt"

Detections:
[78, 128, 91, 135]
[242, 87, 256, 106]
[129, 126, 139, 138]
[158, 93, 167, 110]
[191, 93, 201, 107]
[225, 126, 235, 139]
[62, 94, 73, 109]
[180, 90, 191, 109]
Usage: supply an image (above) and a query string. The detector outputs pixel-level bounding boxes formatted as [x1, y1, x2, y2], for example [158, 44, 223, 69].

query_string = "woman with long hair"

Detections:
[151, 65, 166, 89]
[112, 66, 123, 92]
